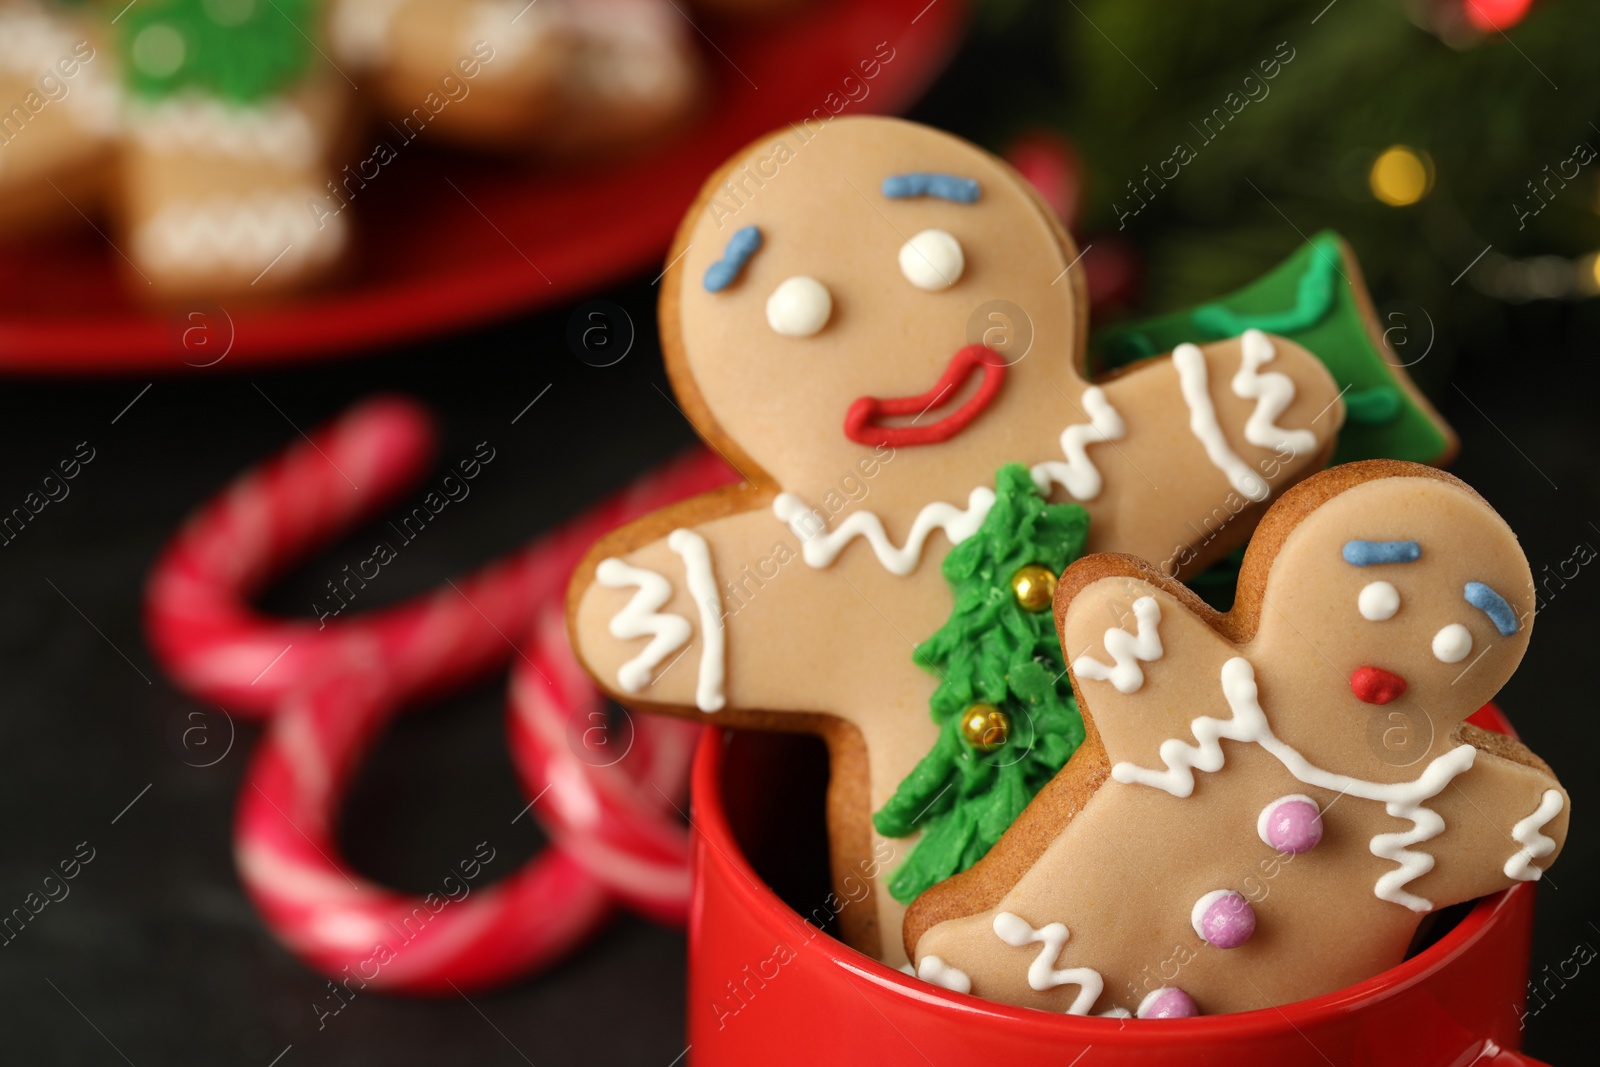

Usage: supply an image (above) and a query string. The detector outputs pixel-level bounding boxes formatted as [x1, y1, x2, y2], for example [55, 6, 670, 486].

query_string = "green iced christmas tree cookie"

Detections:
[1095, 232, 1456, 467]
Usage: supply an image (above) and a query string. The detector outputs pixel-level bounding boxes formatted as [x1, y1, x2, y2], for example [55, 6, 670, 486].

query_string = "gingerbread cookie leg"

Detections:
[0, 3, 119, 239]
[907, 461, 1568, 1015]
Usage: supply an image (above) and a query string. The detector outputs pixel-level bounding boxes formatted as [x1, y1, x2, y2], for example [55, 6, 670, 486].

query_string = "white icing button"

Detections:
[765, 275, 832, 337]
[898, 229, 964, 291]
[1432, 623, 1473, 664]
[1358, 581, 1400, 621]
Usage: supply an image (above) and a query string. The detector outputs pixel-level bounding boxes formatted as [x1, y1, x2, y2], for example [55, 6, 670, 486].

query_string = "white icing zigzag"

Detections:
[127, 95, 320, 166]
[773, 487, 995, 577]
[666, 528, 725, 713]
[1112, 656, 1477, 911]
[594, 557, 691, 693]
[132, 191, 346, 274]
[1233, 330, 1318, 459]
[992, 912, 1104, 1015]
[1505, 789, 1564, 881]
[1073, 596, 1163, 694]
[1030, 385, 1125, 502]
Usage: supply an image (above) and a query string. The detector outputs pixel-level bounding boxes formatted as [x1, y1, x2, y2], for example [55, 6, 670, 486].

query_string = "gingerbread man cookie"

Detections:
[567, 116, 1344, 964]
[329, 0, 699, 155]
[906, 460, 1568, 1015]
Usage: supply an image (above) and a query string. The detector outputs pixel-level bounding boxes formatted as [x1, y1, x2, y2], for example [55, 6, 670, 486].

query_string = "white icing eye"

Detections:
[1432, 623, 1473, 664]
[1358, 581, 1400, 621]
[765, 276, 832, 337]
[898, 229, 964, 291]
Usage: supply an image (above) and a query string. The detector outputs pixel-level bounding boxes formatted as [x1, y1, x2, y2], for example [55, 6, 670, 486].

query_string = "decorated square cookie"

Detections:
[905, 460, 1568, 1015]
[566, 116, 1345, 964]
[113, 0, 351, 298]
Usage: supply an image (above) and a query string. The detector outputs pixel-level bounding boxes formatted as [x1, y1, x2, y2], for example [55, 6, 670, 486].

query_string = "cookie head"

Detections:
[666, 116, 1085, 499]
[1249, 466, 1534, 752]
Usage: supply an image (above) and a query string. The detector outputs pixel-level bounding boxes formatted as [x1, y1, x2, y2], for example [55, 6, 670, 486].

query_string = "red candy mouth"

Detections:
[843, 345, 1007, 449]
[1351, 666, 1408, 705]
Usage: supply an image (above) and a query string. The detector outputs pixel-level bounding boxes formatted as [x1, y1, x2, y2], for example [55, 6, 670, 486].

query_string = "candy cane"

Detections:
[145, 395, 734, 714]
[508, 603, 698, 924]
[146, 396, 738, 991]
[237, 664, 615, 994]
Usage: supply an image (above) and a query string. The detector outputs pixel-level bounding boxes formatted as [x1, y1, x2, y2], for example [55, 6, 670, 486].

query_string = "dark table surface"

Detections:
[3, 65, 1599, 1067]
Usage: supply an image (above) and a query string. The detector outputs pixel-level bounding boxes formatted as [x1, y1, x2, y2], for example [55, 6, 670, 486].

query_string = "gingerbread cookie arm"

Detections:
[569, 485, 769, 719]
[1421, 724, 1569, 901]
[1082, 332, 1342, 576]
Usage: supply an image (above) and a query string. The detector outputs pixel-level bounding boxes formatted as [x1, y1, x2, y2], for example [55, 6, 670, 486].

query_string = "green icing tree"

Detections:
[873, 463, 1089, 904]
[122, 0, 315, 103]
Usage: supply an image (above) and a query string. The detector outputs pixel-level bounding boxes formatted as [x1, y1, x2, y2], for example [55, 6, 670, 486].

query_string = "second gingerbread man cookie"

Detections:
[906, 460, 1569, 1014]
[568, 116, 1344, 964]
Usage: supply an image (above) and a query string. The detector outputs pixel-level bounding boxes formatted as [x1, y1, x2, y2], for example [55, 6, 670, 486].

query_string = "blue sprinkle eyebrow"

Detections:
[1464, 581, 1520, 636]
[882, 173, 981, 203]
[1342, 540, 1421, 566]
[703, 226, 762, 292]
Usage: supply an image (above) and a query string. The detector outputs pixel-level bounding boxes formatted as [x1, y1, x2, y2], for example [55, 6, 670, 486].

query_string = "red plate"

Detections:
[0, 0, 964, 373]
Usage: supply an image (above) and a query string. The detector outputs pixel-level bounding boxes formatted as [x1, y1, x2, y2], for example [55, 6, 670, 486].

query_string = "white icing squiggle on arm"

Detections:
[1232, 329, 1318, 456]
[666, 528, 725, 713]
[1504, 789, 1564, 881]
[773, 488, 994, 576]
[1030, 385, 1125, 501]
[1113, 656, 1477, 911]
[1173, 343, 1268, 502]
[594, 558, 690, 693]
[1232, 329, 1317, 457]
[1073, 596, 1163, 694]
[992, 912, 1104, 1014]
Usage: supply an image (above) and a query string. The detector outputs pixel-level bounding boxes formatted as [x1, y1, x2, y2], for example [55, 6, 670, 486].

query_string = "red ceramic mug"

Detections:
[686, 705, 1548, 1066]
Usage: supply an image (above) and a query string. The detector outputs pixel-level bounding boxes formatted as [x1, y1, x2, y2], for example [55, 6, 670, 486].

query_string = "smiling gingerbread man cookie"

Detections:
[905, 459, 1569, 1014]
[567, 116, 1345, 964]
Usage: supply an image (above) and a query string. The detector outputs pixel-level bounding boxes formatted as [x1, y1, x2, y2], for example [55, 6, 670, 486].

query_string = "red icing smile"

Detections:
[843, 345, 1007, 448]
[1351, 666, 1407, 705]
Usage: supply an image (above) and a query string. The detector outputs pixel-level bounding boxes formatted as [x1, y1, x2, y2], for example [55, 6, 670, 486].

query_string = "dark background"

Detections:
[3, 2, 1598, 1063]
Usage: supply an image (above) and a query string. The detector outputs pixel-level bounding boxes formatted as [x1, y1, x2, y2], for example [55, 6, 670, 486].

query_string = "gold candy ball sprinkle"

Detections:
[960, 704, 1011, 753]
[1011, 564, 1057, 613]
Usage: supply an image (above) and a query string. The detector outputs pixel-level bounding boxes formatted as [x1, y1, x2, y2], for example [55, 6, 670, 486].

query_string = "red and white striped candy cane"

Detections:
[237, 663, 616, 994]
[146, 395, 734, 714]
[509, 603, 699, 925]
[146, 396, 738, 991]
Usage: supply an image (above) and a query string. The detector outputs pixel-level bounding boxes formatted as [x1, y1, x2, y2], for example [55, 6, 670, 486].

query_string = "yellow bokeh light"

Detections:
[1369, 146, 1432, 207]
[1580, 252, 1600, 295]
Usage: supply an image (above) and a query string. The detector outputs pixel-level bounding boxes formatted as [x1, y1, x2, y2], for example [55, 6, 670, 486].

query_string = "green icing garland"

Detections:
[1095, 230, 1450, 466]
[873, 464, 1088, 905]
[120, 0, 315, 103]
